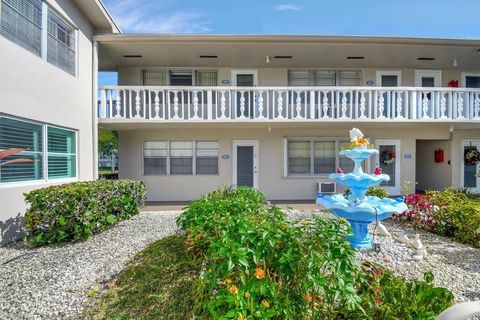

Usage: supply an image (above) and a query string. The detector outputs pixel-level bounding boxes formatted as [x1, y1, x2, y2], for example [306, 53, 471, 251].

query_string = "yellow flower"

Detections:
[238, 315, 245, 320]
[303, 220, 310, 225]
[261, 299, 270, 308]
[254, 268, 266, 280]
[345, 241, 351, 247]
[244, 291, 250, 298]
[229, 285, 239, 294]
[224, 278, 232, 284]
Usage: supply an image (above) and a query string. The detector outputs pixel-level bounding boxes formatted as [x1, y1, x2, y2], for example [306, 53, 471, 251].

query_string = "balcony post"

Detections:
[410, 91, 417, 119]
[99, 89, 107, 118]
[207, 90, 213, 120]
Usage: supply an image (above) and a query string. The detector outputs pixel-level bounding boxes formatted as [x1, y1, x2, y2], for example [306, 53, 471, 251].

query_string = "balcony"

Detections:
[98, 86, 480, 122]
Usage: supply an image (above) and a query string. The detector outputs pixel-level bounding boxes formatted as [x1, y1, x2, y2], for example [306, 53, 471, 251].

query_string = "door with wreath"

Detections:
[462, 141, 480, 192]
[375, 140, 401, 195]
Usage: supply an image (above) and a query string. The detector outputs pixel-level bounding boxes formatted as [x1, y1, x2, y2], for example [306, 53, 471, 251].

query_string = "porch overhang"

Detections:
[95, 34, 480, 71]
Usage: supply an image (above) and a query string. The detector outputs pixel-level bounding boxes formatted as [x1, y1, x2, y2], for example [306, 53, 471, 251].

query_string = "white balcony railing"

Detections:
[98, 86, 480, 122]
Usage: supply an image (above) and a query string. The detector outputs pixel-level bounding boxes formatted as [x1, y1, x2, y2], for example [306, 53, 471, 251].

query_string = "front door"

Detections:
[376, 71, 401, 117]
[231, 70, 258, 118]
[375, 140, 401, 195]
[232, 140, 259, 189]
[462, 140, 480, 192]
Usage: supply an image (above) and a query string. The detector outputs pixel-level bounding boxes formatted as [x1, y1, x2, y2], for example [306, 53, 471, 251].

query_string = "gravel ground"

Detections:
[288, 208, 480, 303]
[0, 209, 478, 319]
[0, 211, 180, 320]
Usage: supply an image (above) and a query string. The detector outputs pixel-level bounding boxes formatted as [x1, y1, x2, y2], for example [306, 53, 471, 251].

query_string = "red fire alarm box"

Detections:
[434, 149, 444, 163]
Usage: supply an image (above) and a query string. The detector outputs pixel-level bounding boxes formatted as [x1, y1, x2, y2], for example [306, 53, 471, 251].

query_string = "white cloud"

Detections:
[274, 4, 301, 11]
[106, 1, 211, 33]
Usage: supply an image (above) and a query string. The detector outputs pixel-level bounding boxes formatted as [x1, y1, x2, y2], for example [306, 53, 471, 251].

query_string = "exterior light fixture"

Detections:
[266, 56, 270, 64]
[453, 58, 458, 67]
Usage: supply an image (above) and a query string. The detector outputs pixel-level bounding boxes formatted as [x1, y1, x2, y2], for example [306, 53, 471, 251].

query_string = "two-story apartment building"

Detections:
[0, 0, 118, 243]
[96, 34, 480, 202]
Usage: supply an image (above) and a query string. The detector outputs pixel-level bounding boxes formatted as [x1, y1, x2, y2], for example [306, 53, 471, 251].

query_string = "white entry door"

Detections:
[462, 140, 480, 193]
[232, 140, 259, 189]
[231, 70, 258, 119]
[415, 70, 442, 88]
[375, 140, 401, 195]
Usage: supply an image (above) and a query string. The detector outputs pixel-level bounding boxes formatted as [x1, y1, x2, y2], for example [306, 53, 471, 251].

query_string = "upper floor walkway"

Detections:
[98, 86, 480, 123]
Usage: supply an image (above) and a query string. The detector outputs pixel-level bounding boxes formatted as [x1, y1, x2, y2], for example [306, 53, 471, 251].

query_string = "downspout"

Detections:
[92, 40, 99, 180]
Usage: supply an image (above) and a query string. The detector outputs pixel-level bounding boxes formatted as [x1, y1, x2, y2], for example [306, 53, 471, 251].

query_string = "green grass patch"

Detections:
[85, 234, 198, 320]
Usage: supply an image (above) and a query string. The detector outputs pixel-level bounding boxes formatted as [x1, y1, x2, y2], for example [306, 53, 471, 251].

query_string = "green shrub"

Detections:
[24, 180, 146, 246]
[361, 263, 454, 319]
[177, 186, 452, 319]
[398, 188, 480, 247]
[344, 186, 389, 198]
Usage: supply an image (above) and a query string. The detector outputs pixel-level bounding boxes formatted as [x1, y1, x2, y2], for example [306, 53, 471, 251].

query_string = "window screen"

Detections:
[314, 71, 336, 86]
[143, 70, 167, 86]
[288, 141, 310, 174]
[47, 127, 76, 179]
[0, 117, 43, 182]
[338, 71, 361, 86]
[143, 141, 167, 175]
[288, 70, 312, 86]
[313, 141, 336, 174]
[47, 9, 75, 75]
[0, 0, 42, 56]
[196, 141, 218, 174]
[195, 70, 217, 86]
[170, 141, 193, 174]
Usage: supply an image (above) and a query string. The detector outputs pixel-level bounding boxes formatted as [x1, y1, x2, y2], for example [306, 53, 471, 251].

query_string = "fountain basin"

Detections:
[317, 193, 408, 249]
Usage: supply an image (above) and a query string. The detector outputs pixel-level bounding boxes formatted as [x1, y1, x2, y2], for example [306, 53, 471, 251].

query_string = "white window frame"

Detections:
[142, 140, 219, 176]
[0, 114, 78, 188]
[283, 137, 367, 178]
[142, 68, 219, 86]
[414, 70, 442, 87]
[231, 70, 258, 86]
[0, 0, 77, 76]
[376, 70, 402, 87]
[287, 69, 362, 86]
[460, 72, 480, 88]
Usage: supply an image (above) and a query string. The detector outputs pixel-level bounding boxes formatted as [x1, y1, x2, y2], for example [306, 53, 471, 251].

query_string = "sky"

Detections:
[99, 0, 480, 86]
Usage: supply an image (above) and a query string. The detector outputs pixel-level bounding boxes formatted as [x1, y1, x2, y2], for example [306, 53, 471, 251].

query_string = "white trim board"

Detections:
[376, 70, 402, 87]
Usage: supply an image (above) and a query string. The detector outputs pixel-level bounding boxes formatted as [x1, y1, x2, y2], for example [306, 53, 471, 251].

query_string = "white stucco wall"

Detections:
[117, 125, 457, 202]
[0, 0, 96, 244]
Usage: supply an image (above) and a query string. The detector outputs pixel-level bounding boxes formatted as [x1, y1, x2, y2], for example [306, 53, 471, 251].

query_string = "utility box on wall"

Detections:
[434, 149, 444, 163]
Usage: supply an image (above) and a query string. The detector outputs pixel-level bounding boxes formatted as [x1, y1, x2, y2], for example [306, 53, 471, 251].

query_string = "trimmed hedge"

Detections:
[24, 180, 146, 246]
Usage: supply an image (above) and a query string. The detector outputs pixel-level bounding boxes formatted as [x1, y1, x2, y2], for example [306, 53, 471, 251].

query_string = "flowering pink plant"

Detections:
[392, 193, 435, 229]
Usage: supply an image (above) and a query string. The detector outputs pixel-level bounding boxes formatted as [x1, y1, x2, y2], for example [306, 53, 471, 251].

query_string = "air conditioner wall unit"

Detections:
[317, 182, 336, 194]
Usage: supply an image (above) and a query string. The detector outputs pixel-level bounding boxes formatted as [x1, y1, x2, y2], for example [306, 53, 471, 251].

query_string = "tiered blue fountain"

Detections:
[316, 129, 407, 249]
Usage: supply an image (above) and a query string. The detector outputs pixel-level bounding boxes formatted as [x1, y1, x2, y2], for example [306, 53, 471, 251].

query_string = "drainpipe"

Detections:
[92, 40, 99, 180]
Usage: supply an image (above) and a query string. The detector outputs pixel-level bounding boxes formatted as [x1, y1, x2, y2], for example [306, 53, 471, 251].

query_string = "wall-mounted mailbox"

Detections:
[434, 149, 444, 163]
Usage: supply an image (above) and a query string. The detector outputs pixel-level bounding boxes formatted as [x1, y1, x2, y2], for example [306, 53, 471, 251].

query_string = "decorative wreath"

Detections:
[381, 150, 396, 165]
[464, 147, 480, 166]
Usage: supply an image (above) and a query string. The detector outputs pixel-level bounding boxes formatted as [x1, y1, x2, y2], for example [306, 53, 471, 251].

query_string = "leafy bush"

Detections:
[344, 185, 389, 198]
[24, 180, 146, 246]
[360, 262, 454, 319]
[178, 186, 452, 319]
[394, 187, 480, 247]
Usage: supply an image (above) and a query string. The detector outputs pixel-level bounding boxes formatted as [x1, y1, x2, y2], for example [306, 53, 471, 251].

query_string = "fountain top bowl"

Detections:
[339, 147, 378, 161]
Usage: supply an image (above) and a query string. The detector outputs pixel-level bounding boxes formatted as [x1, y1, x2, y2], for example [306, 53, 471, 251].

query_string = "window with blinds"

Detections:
[0, 117, 43, 183]
[143, 140, 219, 176]
[170, 141, 193, 175]
[143, 141, 167, 175]
[313, 141, 336, 174]
[196, 141, 218, 174]
[47, 9, 75, 75]
[170, 70, 193, 86]
[143, 70, 167, 86]
[0, 0, 76, 75]
[47, 127, 76, 179]
[286, 139, 361, 176]
[0, 0, 42, 56]
[195, 70, 217, 86]
[288, 70, 361, 86]
[288, 141, 311, 174]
